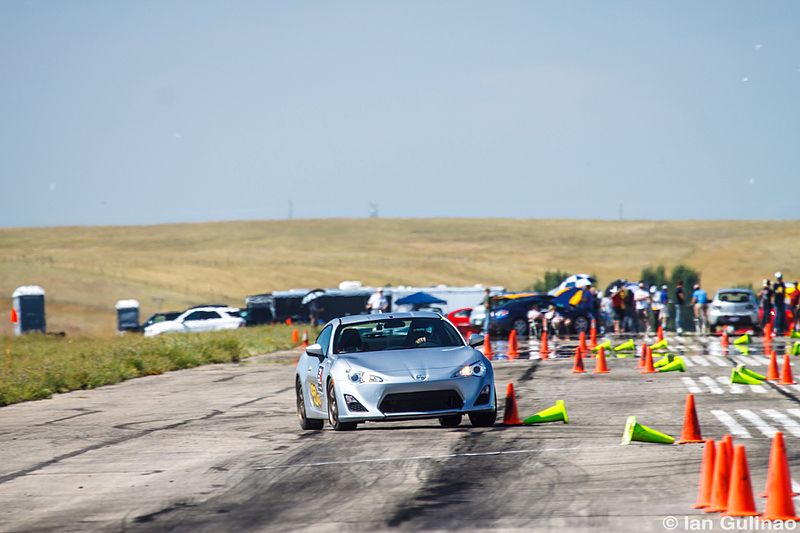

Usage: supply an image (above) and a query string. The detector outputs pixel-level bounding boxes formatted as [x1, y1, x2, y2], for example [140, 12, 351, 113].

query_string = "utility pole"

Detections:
[618, 203, 624, 221]
[288, 198, 293, 220]
[369, 203, 379, 218]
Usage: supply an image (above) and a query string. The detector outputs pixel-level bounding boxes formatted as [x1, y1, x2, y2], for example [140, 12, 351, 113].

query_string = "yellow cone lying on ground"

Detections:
[657, 356, 686, 373]
[791, 331, 800, 339]
[653, 354, 675, 368]
[523, 400, 568, 425]
[592, 339, 611, 352]
[731, 366, 765, 385]
[792, 342, 800, 356]
[615, 350, 636, 359]
[614, 339, 635, 352]
[736, 363, 766, 381]
[733, 333, 750, 345]
[650, 339, 668, 351]
[621, 416, 675, 445]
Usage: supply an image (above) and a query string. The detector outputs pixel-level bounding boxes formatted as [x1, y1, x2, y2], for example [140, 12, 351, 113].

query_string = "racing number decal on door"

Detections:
[308, 364, 325, 408]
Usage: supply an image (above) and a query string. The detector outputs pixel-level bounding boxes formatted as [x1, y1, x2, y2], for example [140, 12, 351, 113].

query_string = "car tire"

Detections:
[327, 380, 357, 431]
[469, 398, 497, 427]
[438, 414, 462, 427]
[573, 315, 590, 334]
[296, 379, 323, 431]
[512, 318, 529, 338]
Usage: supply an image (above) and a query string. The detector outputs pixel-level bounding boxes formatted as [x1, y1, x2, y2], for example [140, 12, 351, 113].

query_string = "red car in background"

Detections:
[447, 307, 478, 338]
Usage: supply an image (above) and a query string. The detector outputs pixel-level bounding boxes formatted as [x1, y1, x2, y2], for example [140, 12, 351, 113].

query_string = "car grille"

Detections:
[379, 390, 464, 413]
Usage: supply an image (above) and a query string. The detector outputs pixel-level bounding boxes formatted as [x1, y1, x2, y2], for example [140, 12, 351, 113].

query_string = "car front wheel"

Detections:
[438, 414, 462, 427]
[296, 379, 324, 431]
[512, 318, 529, 338]
[469, 398, 497, 427]
[327, 380, 357, 431]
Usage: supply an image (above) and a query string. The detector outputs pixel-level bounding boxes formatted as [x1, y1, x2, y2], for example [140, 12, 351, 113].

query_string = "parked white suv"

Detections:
[144, 307, 245, 337]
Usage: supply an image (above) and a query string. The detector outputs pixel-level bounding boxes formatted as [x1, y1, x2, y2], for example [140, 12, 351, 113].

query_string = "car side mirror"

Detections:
[306, 343, 324, 358]
[467, 334, 484, 348]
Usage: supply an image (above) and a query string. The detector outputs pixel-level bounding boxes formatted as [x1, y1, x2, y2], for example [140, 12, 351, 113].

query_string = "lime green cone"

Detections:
[621, 416, 675, 445]
[733, 333, 751, 345]
[731, 367, 765, 385]
[523, 400, 568, 425]
[615, 351, 636, 359]
[653, 354, 675, 368]
[737, 363, 766, 381]
[792, 342, 800, 356]
[790, 331, 800, 339]
[650, 339, 668, 351]
[734, 344, 750, 356]
[614, 339, 636, 352]
[592, 339, 611, 352]
[658, 356, 686, 373]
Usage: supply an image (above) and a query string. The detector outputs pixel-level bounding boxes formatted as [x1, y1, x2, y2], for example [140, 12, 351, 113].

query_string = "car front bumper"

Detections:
[334, 373, 496, 423]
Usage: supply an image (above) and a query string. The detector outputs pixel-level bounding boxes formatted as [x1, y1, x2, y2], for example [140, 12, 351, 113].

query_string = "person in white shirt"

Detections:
[634, 282, 651, 334]
[366, 288, 389, 314]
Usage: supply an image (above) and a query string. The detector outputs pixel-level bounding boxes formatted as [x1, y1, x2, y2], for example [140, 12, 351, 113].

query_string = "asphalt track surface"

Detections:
[2, 334, 800, 532]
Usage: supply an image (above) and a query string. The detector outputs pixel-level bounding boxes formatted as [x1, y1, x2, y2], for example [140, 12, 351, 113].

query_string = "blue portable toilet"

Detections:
[12, 285, 46, 336]
[115, 299, 141, 333]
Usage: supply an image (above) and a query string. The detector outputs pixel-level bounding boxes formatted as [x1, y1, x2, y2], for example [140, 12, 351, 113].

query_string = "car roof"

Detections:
[716, 288, 754, 294]
[335, 311, 442, 326]
[182, 306, 237, 313]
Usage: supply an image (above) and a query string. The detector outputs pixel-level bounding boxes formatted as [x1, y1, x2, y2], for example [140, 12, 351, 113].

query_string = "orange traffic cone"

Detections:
[286, 318, 293, 326]
[291, 328, 299, 344]
[589, 320, 597, 348]
[765, 322, 773, 338]
[678, 394, 704, 444]
[762, 432, 800, 521]
[705, 439, 733, 513]
[572, 347, 586, 374]
[593, 347, 609, 374]
[723, 445, 758, 517]
[767, 350, 780, 381]
[657, 325, 664, 342]
[578, 331, 587, 355]
[507, 330, 519, 359]
[637, 343, 647, 368]
[484, 333, 494, 359]
[781, 354, 796, 385]
[502, 383, 522, 425]
[692, 439, 717, 509]
[760, 432, 800, 498]
[539, 330, 549, 360]
[641, 346, 656, 374]
[301, 330, 309, 349]
[721, 331, 730, 348]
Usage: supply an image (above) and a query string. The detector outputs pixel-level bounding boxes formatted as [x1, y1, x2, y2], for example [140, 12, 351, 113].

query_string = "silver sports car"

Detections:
[295, 312, 496, 431]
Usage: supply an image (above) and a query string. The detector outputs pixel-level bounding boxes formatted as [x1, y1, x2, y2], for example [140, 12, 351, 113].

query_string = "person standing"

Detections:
[691, 283, 709, 334]
[758, 280, 773, 333]
[659, 284, 670, 331]
[624, 285, 637, 333]
[482, 287, 492, 335]
[791, 281, 800, 333]
[366, 288, 389, 314]
[674, 280, 685, 334]
[634, 282, 650, 334]
[611, 287, 624, 334]
[773, 273, 787, 336]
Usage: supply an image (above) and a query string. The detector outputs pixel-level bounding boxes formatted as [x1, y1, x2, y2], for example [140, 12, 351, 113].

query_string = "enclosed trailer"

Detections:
[12, 285, 46, 336]
[244, 293, 274, 326]
[115, 299, 141, 333]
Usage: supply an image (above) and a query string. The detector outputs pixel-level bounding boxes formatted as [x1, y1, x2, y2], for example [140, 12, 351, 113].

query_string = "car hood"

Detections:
[340, 346, 479, 375]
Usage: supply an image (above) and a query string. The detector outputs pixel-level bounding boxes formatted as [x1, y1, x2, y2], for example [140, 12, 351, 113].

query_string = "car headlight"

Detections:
[492, 310, 509, 319]
[348, 371, 384, 383]
[453, 362, 486, 378]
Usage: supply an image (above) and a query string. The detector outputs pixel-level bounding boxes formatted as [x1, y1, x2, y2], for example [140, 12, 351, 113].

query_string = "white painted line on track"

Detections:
[682, 357, 695, 367]
[755, 356, 771, 365]
[709, 357, 729, 367]
[738, 356, 760, 367]
[252, 446, 613, 470]
[750, 385, 768, 393]
[682, 377, 702, 394]
[717, 376, 745, 394]
[786, 409, 800, 422]
[762, 410, 800, 438]
[736, 409, 777, 438]
[691, 356, 711, 366]
[710, 410, 752, 438]
[699, 376, 724, 394]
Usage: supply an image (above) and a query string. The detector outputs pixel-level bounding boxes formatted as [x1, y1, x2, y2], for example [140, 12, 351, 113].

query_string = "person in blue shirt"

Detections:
[691, 284, 709, 334]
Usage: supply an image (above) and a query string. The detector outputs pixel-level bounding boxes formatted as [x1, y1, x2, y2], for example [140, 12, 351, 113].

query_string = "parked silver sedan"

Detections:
[708, 289, 759, 331]
[295, 312, 496, 431]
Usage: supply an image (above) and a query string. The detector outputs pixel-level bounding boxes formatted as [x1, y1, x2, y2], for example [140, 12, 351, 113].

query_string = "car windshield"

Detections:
[718, 292, 751, 303]
[333, 317, 464, 354]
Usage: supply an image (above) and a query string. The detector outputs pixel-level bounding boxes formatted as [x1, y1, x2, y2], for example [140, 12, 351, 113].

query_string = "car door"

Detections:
[201, 310, 226, 331]
[181, 310, 209, 332]
[304, 325, 332, 418]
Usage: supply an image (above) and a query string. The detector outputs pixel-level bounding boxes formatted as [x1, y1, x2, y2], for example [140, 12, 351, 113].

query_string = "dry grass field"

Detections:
[0, 218, 798, 336]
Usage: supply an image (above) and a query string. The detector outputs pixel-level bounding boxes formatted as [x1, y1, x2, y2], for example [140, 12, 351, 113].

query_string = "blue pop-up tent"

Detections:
[394, 291, 447, 306]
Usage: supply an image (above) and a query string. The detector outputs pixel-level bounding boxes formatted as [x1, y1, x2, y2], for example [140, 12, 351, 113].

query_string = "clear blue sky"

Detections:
[1, 1, 798, 227]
